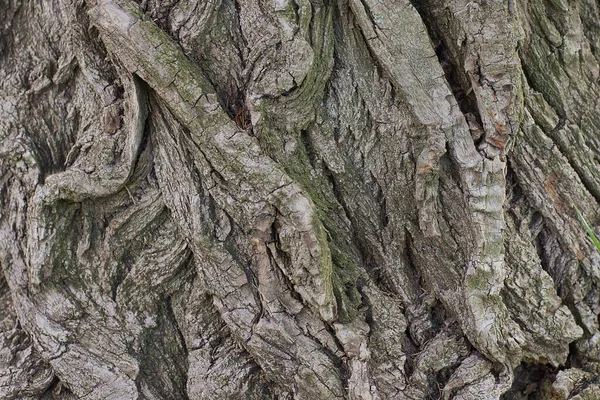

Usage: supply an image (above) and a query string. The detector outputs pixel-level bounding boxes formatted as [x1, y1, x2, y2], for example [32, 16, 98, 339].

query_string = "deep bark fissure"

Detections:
[320, 161, 391, 305]
[411, 3, 485, 134]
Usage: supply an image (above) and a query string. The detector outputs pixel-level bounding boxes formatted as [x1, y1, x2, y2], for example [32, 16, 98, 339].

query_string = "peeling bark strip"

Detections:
[1, 0, 600, 398]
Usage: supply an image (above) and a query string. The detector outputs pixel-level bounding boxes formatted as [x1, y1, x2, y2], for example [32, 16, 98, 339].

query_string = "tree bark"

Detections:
[1, 0, 600, 398]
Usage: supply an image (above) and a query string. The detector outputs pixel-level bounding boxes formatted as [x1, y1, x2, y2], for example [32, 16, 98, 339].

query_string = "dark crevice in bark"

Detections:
[320, 162, 387, 302]
[136, 298, 190, 400]
[536, 225, 573, 299]
[580, 10, 600, 62]
[232, 0, 249, 62]
[228, 88, 252, 132]
[137, 0, 176, 32]
[567, 341, 583, 369]
[373, 176, 389, 229]
[506, 162, 571, 303]
[299, 129, 318, 169]
[111, 256, 131, 302]
[361, 169, 389, 235]
[400, 331, 420, 379]
[320, 323, 352, 389]
[40, 375, 76, 399]
[128, 77, 151, 180]
[403, 229, 425, 303]
[534, 225, 589, 361]
[403, 230, 443, 350]
[519, 57, 567, 120]
[501, 362, 557, 400]
[436, 40, 483, 133]
[505, 162, 522, 206]
[434, 363, 460, 399]
[337, 3, 386, 86]
[306, 0, 316, 48]
[429, 302, 452, 336]
[0, 1, 21, 57]
[63, 109, 81, 169]
[26, 91, 80, 184]
[165, 296, 190, 398]
[410, 1, 484, 141]
[443, 141, 468, 202]
[506, 162, 545, 241]
[295, 127, 365, 320]
[559, 301, 589, 366]
[309, 330, 349, 392]
[534, 225, 555, 284]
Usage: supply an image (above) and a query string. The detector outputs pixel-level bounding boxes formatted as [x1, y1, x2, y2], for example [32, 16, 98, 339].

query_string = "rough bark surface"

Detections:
[1, 0, 599, 399]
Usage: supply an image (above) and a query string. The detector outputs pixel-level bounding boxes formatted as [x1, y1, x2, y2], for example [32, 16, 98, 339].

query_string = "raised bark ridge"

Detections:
[1, 0, 599, 399]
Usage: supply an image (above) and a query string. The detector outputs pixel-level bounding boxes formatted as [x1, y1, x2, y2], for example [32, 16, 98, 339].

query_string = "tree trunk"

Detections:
[1, 0, 600, 398]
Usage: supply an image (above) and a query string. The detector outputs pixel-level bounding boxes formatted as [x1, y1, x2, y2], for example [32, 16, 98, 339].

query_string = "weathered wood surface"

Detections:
[1, 0, 599, 398]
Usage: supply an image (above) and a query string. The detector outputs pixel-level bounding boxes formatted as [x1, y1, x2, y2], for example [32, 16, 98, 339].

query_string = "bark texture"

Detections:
[1, 0, 600, 398]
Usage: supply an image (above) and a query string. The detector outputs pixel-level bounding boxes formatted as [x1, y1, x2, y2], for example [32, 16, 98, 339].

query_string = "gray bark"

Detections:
[1, 0, 599, 398]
